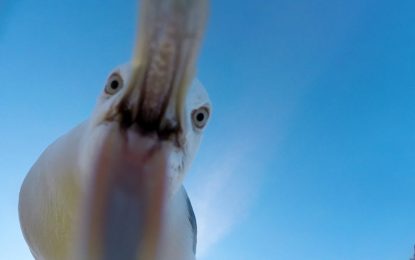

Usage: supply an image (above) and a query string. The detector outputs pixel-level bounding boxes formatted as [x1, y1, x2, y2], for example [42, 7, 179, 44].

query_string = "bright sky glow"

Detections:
[1, 0, 415, 259]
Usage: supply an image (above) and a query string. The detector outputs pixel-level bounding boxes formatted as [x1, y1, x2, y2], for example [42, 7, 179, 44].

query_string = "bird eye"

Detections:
[105, 73, 123, 95]
[192, 106, 210, 129]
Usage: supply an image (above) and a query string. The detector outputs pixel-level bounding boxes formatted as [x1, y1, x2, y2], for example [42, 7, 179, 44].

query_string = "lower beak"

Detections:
[78, 125, 171, 260]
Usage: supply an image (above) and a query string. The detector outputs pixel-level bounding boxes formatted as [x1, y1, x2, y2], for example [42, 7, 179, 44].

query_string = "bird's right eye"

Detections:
[105, 73, 123, 95]
[192, 106, 210, 130]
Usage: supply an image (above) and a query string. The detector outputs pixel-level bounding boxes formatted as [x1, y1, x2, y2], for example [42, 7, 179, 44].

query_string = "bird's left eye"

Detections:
[192, 106, 210, 130]
[105, 73, 123, 95]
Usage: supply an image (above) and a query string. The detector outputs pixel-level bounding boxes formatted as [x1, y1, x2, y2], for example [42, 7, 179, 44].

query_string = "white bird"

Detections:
[18, 0, 210, 259]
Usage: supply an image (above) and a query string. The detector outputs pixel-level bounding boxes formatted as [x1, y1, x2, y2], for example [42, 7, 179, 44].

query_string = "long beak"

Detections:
[77, 0, 207, 259]
[124, 0, 208, 131]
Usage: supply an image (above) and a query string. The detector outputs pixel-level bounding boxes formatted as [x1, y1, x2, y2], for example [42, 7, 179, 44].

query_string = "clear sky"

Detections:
[1, 0, 415, 259]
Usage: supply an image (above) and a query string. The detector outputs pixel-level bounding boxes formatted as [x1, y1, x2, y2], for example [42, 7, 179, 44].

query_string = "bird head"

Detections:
[84, 63, 211, 197]
[75, 0, 209, 259]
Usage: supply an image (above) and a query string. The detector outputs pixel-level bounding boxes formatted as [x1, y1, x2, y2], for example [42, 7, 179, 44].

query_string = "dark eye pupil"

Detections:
[196, 113, 205, 122]
[110, 80, 119, 90]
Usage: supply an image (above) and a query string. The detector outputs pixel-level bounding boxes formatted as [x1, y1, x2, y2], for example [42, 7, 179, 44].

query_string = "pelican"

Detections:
[18, 0, 210, 259]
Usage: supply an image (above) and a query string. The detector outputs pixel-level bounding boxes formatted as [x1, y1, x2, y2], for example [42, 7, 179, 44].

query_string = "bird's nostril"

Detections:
[137, 113, 160, 133]
[121, 113, 134, 129]
[119, 104, 134, 129]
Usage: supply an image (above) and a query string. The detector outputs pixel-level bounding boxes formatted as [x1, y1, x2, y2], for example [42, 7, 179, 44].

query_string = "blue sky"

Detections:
[1, 0, 415, 259]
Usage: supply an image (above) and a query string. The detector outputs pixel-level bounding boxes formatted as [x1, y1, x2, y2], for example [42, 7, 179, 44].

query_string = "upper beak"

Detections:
[76, 0, 207, 259]
[120, 0, 208, 136]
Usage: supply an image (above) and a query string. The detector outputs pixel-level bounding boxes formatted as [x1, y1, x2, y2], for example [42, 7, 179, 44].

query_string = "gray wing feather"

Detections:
[184, 189, 197, 254]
